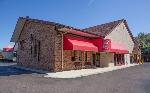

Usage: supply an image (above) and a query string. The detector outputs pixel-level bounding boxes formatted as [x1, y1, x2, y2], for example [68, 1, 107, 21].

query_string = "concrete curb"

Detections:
[45, 64, 139, 78]
[0, 63, 17, 66]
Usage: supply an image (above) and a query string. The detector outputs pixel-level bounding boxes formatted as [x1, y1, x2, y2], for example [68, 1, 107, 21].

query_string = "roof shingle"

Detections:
[83, 19, 124, 37]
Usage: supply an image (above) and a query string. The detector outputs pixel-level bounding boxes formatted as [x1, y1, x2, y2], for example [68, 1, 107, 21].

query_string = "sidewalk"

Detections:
[0, 62, 17, 66]
[45, 64, 139, 78]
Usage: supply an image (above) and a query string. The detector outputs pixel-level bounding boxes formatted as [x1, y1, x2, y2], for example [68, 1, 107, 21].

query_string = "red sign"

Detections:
[3, 48, 13, 52]
[103, 39, 111, 50]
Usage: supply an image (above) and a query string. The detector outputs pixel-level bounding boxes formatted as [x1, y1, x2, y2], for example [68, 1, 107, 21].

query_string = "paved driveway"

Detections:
[0, 62, 42, 76]
[0, 63, 150, 93]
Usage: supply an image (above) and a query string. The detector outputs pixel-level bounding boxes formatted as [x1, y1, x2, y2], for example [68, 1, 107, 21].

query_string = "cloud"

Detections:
[88, 0, 96, 6]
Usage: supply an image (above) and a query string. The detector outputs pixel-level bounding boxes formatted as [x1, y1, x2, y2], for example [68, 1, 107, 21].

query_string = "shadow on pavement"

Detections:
[0, 64, 43, 76]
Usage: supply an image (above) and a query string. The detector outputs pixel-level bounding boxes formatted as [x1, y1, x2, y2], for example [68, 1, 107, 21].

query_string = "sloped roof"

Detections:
[83, 19, 135, 44]
[11, 17, 135, 44]
[11, 17, 81, 42]
[10, 18, 26, 42]
[83, 19, 124, 37]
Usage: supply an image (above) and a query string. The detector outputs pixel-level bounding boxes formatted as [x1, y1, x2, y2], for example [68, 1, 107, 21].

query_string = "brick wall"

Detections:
[100, 53, 114, 67]
[17, 20, 56, 71]
[60, 50, 94, 71]
[53, 33, 63, 71]
[16, 19, 101, 72]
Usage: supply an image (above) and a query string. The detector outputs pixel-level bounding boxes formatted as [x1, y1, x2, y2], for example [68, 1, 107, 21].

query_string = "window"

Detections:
[30, 34, 33, 55]
[31, 37, 41, 61]
[96, 53, 100, 61]
[71, 51, 76, 61]
[38, 41, 41, 61]
[34, 39, 37, 57]
[71, 51, 83, 61]
[85, 51, 88, 62]
[79, 51, 83, 61]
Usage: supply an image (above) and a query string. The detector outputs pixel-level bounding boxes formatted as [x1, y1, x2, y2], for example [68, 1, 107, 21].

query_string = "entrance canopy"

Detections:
[64, 35, 98, 52]
[104, 41, 129, 54]
[105, 49, 129, 54]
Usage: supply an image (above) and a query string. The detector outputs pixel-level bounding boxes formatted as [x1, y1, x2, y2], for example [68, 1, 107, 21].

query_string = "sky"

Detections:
[0, 0, 150, 49]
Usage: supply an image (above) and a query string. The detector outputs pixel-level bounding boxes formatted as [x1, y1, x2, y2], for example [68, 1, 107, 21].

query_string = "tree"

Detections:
[137, 32, 150, 61]
[137, 32, 149, 48]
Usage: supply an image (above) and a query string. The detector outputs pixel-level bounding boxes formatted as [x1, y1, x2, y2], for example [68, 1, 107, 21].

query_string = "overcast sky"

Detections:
[0, 0, 150, 49]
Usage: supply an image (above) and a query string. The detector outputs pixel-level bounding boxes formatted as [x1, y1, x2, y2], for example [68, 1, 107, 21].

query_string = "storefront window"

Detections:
[85, 51, 88, 62]
[71, 51, 76, 61]
[79, 51, 83, 61]
[71, 50, 83, 62]
[114, 54, 125, 65]
[96, 53, 100, 61]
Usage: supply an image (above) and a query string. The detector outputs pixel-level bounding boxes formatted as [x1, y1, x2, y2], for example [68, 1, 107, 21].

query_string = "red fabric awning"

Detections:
[104, 49, 129, 54]
[111, 42, 129, 53]
[64, 35, 98, 52]
[104, 41, 129, 54]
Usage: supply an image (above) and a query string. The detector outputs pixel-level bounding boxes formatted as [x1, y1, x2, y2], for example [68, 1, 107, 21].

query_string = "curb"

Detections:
[45, 64, 139, 78]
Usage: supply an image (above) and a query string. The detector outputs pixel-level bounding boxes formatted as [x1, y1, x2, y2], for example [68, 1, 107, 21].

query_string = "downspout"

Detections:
[61, 33, 64, 70]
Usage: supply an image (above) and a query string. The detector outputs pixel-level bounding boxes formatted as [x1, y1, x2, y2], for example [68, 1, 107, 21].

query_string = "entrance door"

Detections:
[114, 54, 117, 66]
[92, 53, 100, 67]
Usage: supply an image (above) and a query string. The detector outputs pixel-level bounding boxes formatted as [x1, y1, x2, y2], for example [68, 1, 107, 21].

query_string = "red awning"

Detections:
[105, 49, 129, 54]
[104, 41, 129, 54]
[64, 35, 98, 52]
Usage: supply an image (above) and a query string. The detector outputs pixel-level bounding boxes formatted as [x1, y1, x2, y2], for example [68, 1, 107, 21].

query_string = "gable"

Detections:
[105, 22, 134, 53]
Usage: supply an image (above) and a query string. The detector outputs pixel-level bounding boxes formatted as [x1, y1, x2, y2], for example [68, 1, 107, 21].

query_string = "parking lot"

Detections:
[0, 62, 43, 76]
[0, 62, 150, 93]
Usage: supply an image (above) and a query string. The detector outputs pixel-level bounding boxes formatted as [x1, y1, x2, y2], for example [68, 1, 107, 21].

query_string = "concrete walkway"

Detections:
[45, 64, 139, 78]
[0, 62, 17, 66]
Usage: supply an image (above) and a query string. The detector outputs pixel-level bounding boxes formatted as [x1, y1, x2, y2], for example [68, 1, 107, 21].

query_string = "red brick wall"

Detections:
[59, 50, 94, 71]
[17, 20, 56, 71]
[16, 19, 98, 72]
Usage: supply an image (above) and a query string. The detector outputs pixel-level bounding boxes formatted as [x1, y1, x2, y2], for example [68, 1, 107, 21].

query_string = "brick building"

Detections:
[131, 38, 141, 63]
[11, 17, 135, 72]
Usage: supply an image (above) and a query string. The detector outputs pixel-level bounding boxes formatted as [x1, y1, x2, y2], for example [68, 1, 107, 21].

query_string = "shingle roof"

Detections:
[11, 17, 135, 44]
[20, 17, 80, 30]
[11, 16, 81, 42]
[83, 19, 124, 37]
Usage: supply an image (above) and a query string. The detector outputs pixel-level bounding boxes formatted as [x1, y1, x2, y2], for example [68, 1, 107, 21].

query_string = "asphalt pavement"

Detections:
[0, 63, 150, 93]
